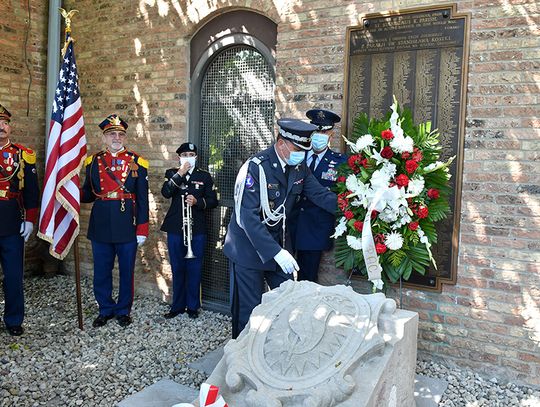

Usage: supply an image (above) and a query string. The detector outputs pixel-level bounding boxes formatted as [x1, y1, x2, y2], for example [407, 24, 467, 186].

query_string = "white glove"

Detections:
[19, 221, 33, 242]
[136, 235, 146, 246]
[273, 249, 299, 274]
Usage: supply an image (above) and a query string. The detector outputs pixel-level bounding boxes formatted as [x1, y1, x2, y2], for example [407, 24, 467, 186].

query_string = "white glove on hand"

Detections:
[136, 235, 146, 246]
[273, 249, 299, 274]
[20, 221, 33, 242]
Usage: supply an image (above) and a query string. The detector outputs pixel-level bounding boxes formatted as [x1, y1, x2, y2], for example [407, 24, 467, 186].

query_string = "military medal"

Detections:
[6, 166, 12, 171]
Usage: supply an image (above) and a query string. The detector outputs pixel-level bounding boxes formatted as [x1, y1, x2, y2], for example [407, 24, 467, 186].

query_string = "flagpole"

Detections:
[74, 236, 84, 330]
[60, 8, 84, 330]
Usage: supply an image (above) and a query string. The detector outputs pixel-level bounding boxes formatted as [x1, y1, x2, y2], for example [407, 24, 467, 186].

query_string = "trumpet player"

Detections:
[160, 143, 218, 319]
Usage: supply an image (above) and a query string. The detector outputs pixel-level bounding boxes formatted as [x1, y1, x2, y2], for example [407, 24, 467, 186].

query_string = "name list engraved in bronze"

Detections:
[344, 5, 470, 291]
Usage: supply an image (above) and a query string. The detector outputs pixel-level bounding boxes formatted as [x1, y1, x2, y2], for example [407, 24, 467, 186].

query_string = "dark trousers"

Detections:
[0, 234, 24, 327]
[167, 232, 206, 312]
[296, 250, 323, 283]
[91, 240, 137, 317]
[229, 261, 292, 339]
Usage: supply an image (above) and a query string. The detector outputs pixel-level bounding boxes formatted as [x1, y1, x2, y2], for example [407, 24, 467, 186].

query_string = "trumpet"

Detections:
[182, 194, 196, 259]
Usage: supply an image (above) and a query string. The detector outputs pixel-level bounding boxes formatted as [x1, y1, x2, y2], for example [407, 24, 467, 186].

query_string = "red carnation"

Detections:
[347, 155, 367, 173]
[401, 151, 411, 160]
[412, 147, 423, 162]
[381, 129, 394, 140]
[405, 160, 419, 174]
[380, 146, 394, 159]
[337, 176, 347, 183]
[427, 188, 440, 199]
[395, 174, 410, 188]
[408, 221, 419, 231]
[375, 243, 387, 254]
[371, 210, 379, 219]
[344, 210, 354, 220]
[416, 206, 429, 219]
[353, 221, 364, 232]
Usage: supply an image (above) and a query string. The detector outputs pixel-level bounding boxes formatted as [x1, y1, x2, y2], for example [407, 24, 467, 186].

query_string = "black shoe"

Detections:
[7, 326, 23, 336]
[187, 309, 198, 319]
[164, 310, 184, 319]
[117, 315, 132, 327]
[92, 315, 114, 328]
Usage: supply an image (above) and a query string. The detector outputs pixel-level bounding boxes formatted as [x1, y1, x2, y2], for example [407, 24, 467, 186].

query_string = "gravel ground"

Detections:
[1, 275, 539, 407]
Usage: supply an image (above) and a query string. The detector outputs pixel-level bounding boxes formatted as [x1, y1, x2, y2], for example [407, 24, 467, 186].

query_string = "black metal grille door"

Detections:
[199, 45, 275, 312]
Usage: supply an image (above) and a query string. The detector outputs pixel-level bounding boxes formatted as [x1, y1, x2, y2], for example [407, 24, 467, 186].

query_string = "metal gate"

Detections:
[198, 45, 275, 313]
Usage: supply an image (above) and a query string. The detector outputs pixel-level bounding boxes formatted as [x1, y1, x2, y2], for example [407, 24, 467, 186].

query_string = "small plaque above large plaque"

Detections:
[343, 4, 471, 291]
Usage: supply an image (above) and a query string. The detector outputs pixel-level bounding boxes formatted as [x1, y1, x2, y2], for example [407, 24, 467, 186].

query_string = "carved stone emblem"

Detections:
[219, 281, 400, 407]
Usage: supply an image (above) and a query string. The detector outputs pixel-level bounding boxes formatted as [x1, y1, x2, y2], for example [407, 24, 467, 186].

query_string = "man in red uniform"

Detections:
[81, 114, 149, 328]
[0, 104, 39, 336]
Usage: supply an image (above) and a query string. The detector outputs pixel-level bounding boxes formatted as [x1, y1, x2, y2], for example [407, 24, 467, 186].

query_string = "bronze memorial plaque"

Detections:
[343, 4, 470, 291]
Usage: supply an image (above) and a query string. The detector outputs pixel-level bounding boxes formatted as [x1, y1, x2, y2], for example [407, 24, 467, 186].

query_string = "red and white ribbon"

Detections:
[172, 383, 228, 407]
[199, 383, 228, 407]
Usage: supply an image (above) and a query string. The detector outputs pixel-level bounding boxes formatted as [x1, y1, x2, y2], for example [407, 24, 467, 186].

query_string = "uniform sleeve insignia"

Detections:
[22, 149, 36, 164]
[245, 173, 255, 189]
[136, 156, 149, 169]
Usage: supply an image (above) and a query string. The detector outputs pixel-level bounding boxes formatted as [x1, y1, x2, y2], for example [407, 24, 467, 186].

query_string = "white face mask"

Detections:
[180, 156, 196, 168]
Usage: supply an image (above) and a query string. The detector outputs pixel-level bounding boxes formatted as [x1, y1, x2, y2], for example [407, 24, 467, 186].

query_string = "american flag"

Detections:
[38, 34, 87, 259]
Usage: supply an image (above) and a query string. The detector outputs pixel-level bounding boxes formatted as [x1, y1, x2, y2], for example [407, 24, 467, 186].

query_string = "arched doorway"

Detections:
[190, 12, 277, 312]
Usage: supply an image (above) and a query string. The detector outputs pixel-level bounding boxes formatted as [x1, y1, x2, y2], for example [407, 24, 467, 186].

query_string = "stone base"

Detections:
[201, 281, 419, 407]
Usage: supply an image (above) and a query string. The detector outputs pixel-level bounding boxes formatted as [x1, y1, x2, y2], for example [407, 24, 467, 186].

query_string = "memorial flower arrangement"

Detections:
[332, 97, 454, 290]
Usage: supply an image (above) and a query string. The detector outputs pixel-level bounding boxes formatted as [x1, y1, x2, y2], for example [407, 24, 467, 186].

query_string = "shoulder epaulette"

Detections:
[84, 155, 93, 166]
[15, 144, 37, 165]
[136, 156, 149, 169]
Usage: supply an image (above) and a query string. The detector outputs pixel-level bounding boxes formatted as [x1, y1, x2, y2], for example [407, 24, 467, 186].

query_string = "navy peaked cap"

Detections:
[277, 118, 317, 150]
[176, 142, 197, 155]
[306, 109, 341, 130]
[99, 114, 128, 133]
[0, 104, 12, 122]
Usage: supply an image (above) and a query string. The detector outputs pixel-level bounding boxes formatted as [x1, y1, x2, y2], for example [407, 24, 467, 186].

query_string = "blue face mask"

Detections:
[311, 133, 329, 151]
[283, 141, 305, 166]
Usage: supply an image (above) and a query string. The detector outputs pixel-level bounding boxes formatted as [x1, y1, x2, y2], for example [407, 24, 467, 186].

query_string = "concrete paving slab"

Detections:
[414, 374, 448, 407]
[117, 379, 198, 407]
[188, 347, 224, 376]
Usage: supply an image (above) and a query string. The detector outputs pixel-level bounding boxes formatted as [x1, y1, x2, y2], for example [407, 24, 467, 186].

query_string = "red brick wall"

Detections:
[0, 1, 48, 147]
[0, 0, 49, 267]
[12, 0, 538, 386]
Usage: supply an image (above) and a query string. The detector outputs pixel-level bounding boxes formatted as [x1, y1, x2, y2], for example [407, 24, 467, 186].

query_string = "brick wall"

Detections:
[11, 0, 538, 387]
[0, 0, 49, 268]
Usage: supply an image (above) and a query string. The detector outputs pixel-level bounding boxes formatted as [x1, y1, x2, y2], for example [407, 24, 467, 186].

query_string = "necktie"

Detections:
[309, 155, 317, 172]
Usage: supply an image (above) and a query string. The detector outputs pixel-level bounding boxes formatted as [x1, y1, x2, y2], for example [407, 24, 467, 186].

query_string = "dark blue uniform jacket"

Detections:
[160, 167, 219, 236]
[223, 146, 337, 270]
[290, 148, 347, 251]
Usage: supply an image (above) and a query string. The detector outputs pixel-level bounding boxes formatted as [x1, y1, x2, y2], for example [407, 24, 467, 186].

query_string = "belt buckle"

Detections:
[107, 191, 118, 199]
[0, 190, 6, 198]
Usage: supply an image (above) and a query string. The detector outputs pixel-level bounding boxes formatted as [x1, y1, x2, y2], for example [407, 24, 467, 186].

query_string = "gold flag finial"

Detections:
[59, 8, 79, 33]
[59, 8, 79, 57]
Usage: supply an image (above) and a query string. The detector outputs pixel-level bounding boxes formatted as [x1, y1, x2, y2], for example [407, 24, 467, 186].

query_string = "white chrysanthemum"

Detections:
[356, 134, 375, 151]
[407, 176, 425, 197]
[346, 235, 363, 250]
[390, 134, 414, 153]
[370, 169, 391, 189]
[385, 231, 404, 250]
[381, 162, 397, 177]
[331, 217, 347, 239]
[379, 208, 399, 223]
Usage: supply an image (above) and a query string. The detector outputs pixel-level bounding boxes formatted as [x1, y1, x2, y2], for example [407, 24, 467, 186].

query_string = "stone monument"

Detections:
[197, 280, 418, 407]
